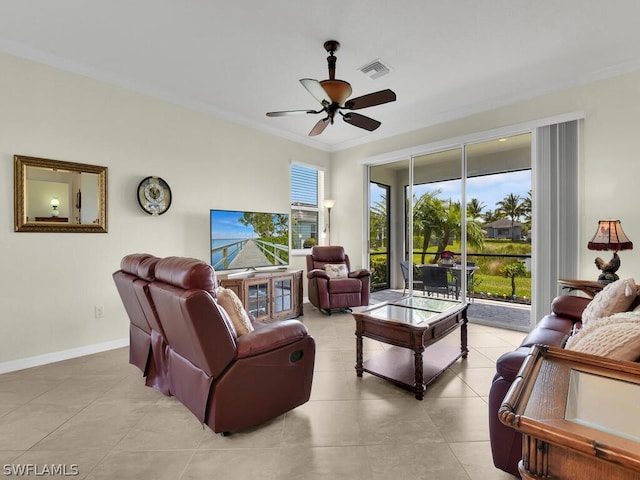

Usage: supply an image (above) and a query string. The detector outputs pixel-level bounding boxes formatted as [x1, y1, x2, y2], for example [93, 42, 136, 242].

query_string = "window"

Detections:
[291, 163, 323, 250]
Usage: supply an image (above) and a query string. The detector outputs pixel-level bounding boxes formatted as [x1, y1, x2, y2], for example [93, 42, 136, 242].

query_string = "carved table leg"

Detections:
[460, 309, 469, 359]
[355, 332, 363, 377]
[414, 348, 425, 400]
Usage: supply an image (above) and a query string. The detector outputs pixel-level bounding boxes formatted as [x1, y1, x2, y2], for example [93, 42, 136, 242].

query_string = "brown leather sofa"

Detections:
[306, 246, 370, 314]
[488, 293, 640, 477]
[132, 256, 315, 434]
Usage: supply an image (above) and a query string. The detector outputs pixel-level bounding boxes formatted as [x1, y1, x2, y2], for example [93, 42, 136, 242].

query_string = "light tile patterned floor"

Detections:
[0, 303, 524, 479]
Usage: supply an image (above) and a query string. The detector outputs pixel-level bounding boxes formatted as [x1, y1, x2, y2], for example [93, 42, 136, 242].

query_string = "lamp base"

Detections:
[596, 273, 619, 285]
[594, 252, 621, 285]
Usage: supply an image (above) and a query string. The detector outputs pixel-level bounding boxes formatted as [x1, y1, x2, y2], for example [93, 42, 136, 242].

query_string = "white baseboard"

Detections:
[0, 337, 129, 374]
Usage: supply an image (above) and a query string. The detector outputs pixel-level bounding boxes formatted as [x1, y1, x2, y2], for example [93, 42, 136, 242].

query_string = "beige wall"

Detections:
[0, 53, 330, 367]
[3, 50, 640, 370]
[332, 71, 640, 292]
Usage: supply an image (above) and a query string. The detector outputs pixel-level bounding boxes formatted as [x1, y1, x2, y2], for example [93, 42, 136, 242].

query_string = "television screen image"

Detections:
[210, 209, 290, 271]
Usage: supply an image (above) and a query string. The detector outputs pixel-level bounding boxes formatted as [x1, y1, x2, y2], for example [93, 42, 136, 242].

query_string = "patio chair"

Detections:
[400, 261, 425, 295]
[448, 263, 478, 301]
[420, 265, 453, 297]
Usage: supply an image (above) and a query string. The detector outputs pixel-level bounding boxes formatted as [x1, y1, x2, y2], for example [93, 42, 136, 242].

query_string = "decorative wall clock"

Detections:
[137, 176, 172, 215]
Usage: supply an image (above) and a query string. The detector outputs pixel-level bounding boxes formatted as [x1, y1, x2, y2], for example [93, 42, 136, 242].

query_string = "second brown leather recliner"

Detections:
[306, 246, 370, 314]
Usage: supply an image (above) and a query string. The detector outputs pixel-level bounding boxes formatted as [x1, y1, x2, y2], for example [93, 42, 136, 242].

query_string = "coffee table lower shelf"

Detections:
[361, 342, 463, 398]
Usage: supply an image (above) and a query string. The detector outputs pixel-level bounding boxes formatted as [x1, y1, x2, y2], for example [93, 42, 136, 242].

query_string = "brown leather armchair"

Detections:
[306, 246, 370, 314]
[148, 256, 315, 435]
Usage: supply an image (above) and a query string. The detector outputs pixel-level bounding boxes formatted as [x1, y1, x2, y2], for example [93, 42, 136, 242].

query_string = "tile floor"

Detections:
[0, 304, 524, 479]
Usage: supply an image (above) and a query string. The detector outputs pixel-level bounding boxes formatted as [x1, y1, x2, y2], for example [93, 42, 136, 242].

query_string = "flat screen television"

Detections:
[210, 209, 290, 271]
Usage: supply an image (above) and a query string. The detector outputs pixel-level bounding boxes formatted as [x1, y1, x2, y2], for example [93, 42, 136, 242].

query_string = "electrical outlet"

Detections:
[94, 306, 104, 318]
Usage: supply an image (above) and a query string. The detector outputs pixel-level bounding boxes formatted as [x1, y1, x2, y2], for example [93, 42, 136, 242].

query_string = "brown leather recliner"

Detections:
[112, 253, 170, 395]
[112, 254, 157, 374]
[306, 246, 370, 314]
[148, 256, 315, 434]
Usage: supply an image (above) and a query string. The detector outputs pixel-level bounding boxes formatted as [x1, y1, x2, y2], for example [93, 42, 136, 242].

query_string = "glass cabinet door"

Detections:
[247, 281, 269, 318]
[272, 278, 292, 314]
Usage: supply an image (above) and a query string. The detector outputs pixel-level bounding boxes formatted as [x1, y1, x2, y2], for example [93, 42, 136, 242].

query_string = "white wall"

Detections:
[332, 70, 640, 293]
[0, 52, 330, 367]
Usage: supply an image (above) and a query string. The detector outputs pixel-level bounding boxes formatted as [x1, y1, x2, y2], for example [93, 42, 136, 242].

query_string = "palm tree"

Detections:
[521, 190, 532, 233]
[467, 198, 486, 220]
[466, 215, 485, 252]
[369, 194, 388, 251]
[496, 193, 525, 241]
[482, 209, 501, 224]
[433, 200, 485, 262]
[434, 199, 460, 261]
[413, 190, 445, 264]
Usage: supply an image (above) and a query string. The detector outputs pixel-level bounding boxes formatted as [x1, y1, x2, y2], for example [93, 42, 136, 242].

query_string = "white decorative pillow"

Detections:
[324, 263, 348, 279]
[566, 312, 640, 361]
[215, 287, 254, 336]
[581, 278, 637, 326]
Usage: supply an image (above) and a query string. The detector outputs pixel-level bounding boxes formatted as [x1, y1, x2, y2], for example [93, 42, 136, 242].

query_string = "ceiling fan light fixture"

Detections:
[265, 40, 396, 136]
[319, 79, 352, 105]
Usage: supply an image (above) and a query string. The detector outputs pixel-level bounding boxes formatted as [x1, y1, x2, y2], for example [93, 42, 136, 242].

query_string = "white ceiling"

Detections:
[2, 1, 640, 152]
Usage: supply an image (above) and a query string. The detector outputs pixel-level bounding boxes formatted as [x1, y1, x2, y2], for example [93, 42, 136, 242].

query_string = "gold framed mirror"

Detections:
[14, 155, 108, 233]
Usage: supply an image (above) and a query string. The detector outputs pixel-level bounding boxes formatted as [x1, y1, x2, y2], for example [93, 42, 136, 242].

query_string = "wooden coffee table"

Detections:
[353, 296, 468, 400]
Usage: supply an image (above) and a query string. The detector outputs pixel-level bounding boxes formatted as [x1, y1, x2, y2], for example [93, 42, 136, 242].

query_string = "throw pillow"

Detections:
[215, 287, 254, 336]
[580, 278, 637, 326]
[565, 312, 640, 361]
[324, 263, 348, 279]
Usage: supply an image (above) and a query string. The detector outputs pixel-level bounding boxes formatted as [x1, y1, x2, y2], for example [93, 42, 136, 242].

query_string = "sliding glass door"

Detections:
[410, 148, 463, 266]
[369, 181, 390, 291]
[368, 133, 534, 326]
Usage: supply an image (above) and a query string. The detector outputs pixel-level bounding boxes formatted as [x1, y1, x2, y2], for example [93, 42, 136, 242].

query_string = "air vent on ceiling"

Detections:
[358, 59, 391, 80]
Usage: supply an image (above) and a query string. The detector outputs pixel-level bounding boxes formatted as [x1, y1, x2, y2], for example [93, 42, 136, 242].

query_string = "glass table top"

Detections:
[365, 296, 462, 325]
[393, 296, 459, 312]
[565, 370, 640, 442]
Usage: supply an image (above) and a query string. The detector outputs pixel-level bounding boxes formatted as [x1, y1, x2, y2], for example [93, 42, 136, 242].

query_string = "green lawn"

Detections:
[371, 238, 532, 300]
[473, 273, 531, 300]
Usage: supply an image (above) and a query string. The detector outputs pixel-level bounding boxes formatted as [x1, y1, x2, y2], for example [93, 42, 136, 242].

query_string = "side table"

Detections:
[557, 278, 603, 298]
[500, 345, 640, 479]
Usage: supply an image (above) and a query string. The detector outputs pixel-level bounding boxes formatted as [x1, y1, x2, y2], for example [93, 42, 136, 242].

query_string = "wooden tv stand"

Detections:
[218, 269, 303, 322]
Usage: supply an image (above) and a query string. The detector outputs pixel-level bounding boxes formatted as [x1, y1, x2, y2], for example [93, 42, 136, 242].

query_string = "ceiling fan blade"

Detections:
[344, 89, 396, 110]
[266, 109, 319, 117]
[300, 78, 331, 106]
[308, 117, 330, 136]
[342, 112, 381, 131]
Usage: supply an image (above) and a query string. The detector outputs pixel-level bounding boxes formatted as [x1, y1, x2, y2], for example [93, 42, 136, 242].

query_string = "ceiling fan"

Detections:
[266, 40, 396, 136]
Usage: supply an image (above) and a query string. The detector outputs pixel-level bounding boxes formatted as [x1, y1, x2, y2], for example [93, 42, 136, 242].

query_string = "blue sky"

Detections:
[210, 210, 256, 239]
[418, 170, 531, 212]
[371, 169, 531, 216]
